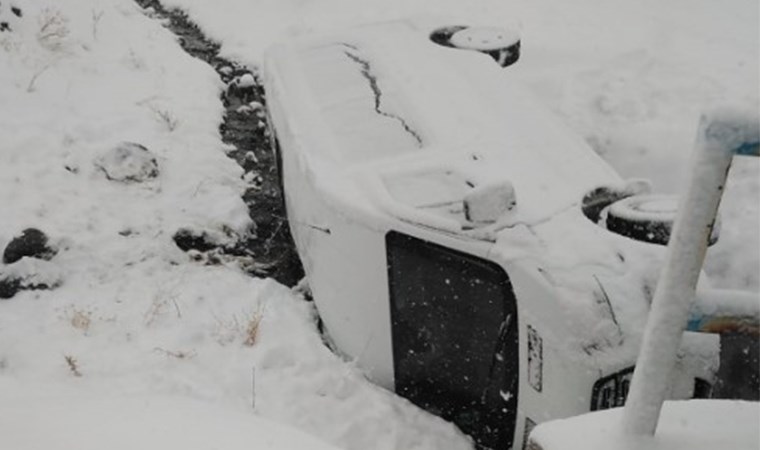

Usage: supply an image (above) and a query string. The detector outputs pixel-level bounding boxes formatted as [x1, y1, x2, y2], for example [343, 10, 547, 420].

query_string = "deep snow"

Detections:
[0, 382, 342, 450]
[0, 0, 758, 449]
[0, 1, 472, 449]
[530, 400, 760, 450]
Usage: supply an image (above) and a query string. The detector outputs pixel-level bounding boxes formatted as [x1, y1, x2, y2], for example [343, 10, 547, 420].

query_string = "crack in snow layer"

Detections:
[342, 49, 423, 146]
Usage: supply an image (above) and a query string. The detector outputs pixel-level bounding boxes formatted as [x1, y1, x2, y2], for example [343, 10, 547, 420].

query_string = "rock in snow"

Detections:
[237, 73, 256, 88]
[0, 276, 23, 299]
[0, 2, 23, 33]
[0, 257, 63, 300]
[226, 72, 257, 104]
[94, 142, 159, 183]
[2, 228, 57, 264]
[0, 274, 52, 300]
[173, 227, 221, 252]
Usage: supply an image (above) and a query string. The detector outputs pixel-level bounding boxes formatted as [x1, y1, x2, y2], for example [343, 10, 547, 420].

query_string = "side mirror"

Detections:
[464, 181, 516, 224]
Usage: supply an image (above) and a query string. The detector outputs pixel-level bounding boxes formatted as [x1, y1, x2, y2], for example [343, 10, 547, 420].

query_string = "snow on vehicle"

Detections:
[526, 109, 760, 450]
[262, 20, 722, 450]
[525, 399, 760, 450]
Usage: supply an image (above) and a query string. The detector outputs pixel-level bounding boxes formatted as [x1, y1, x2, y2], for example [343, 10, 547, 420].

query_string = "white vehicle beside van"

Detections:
[262, 20, 733, 450]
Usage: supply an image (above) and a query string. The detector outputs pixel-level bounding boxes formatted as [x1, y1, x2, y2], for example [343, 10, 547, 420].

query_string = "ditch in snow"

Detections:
[135, 0, 303, 287]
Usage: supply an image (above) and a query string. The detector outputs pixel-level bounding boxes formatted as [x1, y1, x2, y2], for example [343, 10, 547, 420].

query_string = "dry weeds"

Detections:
[64, 354, 82, 377]
[213, 307, 265, 347]
[153, 347, 196, 359]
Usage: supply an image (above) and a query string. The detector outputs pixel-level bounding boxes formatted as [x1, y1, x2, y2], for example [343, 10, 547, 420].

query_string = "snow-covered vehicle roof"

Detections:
[265, 20, 622, 232]
[263, 19, 685, 356]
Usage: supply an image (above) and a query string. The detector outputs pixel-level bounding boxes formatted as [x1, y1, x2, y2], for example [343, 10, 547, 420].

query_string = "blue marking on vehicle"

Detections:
[735, 141, 759, 156]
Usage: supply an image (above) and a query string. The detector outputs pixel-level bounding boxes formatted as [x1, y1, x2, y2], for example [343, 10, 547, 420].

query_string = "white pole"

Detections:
[622, 109, 759, 436]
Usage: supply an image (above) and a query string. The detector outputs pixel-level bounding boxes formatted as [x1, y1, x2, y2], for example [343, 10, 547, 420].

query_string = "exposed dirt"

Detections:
[135, 0, 303, 287]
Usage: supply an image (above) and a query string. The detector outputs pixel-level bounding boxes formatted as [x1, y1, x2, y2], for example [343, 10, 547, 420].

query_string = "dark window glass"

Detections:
[386, 231, 519, 450]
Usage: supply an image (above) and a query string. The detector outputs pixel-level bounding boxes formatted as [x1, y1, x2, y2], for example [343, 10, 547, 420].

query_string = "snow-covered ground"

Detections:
[0, 0, 757, 449]
[0, 1, 471, 449]
[0, 382, 342, 450]
[529, 399, 760, 450]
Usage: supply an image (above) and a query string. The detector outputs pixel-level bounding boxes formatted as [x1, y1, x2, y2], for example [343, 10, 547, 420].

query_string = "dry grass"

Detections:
[59, 306, 99, 335]
[243, 311, 263, 347]
[151, 106, 179, 132]
[64, 355, 82, 377]
[36, 8, 69, 50]
[91, 9, 104, 41]
[26, 63, 53, 93]
[213, 307, 265, 347]
[153, 347, 196, 359]
[60, 305, 116, 335]
[68, 308, 92, 334]
[144, 289, 182, 326]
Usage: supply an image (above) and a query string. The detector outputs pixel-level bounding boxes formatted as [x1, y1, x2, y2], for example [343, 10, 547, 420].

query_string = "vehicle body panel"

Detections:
[263, 19, 719, 449]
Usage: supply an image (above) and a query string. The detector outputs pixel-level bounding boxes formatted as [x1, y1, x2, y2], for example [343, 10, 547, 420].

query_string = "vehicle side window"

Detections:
[386, 231, 519, 450]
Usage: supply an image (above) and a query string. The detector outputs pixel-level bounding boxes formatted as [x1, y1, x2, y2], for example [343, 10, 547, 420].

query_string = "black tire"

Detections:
[581, 186, 634, 224]
[430, 25, 521, 67]
[605, 194, 720, 246]
[430, 25, 468, 47]
[605, 195, 675, 245]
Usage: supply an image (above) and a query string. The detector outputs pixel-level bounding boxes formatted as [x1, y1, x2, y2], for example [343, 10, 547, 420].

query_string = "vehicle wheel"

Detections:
[604, 194, 720, 246]
[430, 25, 521, 67]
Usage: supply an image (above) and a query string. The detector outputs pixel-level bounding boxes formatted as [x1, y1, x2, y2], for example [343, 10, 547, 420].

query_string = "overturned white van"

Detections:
[262, 20, 722, 450]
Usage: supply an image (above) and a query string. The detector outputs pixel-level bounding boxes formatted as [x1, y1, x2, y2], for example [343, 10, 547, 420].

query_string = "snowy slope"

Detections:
[529, 400, 760, 450]
[1, 1, 757, 450]
[0, 1, 472, 449]
[0, 382, 342, 450]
